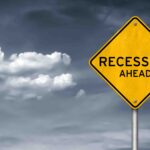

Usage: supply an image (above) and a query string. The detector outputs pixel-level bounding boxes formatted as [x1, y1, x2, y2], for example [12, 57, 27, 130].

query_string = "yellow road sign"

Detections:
[89, 16, 150, 109]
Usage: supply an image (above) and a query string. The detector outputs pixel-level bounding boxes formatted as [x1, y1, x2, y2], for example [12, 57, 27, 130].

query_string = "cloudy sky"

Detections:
[0, 0, 150, 150]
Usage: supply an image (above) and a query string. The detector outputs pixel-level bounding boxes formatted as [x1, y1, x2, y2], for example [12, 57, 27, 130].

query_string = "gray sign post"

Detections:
[132, 109, 138, 150]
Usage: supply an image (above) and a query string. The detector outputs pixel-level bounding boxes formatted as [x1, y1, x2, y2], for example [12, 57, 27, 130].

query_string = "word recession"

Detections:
[99, 56, 150, 77]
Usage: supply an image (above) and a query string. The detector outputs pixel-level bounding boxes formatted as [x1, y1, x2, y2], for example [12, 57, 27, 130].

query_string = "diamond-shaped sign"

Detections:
[89, 16, 150, 109]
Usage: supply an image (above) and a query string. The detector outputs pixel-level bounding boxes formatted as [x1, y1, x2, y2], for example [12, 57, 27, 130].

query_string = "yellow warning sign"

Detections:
[89, 16, 150, 109]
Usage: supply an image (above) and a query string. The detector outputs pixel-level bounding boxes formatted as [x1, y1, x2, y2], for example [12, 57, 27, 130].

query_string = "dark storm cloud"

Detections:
[23, 9, 68, 28]
[0, 0, 149, 58]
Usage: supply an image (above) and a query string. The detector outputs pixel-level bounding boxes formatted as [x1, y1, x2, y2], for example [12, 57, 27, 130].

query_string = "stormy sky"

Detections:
[0, 0, 149, 149]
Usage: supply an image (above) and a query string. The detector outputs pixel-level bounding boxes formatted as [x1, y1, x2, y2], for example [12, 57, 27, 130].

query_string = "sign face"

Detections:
[89, 16, 150, 109]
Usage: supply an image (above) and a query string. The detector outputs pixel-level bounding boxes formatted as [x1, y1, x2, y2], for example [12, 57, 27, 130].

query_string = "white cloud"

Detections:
[62, 53, 71, 65]
[0, 49, 76, 100]
[6, 75, 52, 88]
[0, 50, 71, 73]
[6, 73, 76, 91]
[0, 47, 4, 61]
[75, 89, 86, 98]
[53, 74, 76, 90]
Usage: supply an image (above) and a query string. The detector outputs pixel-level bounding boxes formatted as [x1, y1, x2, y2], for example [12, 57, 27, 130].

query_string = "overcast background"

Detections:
[0, 0, 149, 150]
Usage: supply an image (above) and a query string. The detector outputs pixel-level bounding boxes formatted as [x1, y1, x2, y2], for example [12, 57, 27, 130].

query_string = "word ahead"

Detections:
[89, 16, 150, 109]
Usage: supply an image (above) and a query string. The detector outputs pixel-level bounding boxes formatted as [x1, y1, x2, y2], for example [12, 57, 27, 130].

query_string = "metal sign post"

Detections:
[132, 109, 138, 150]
